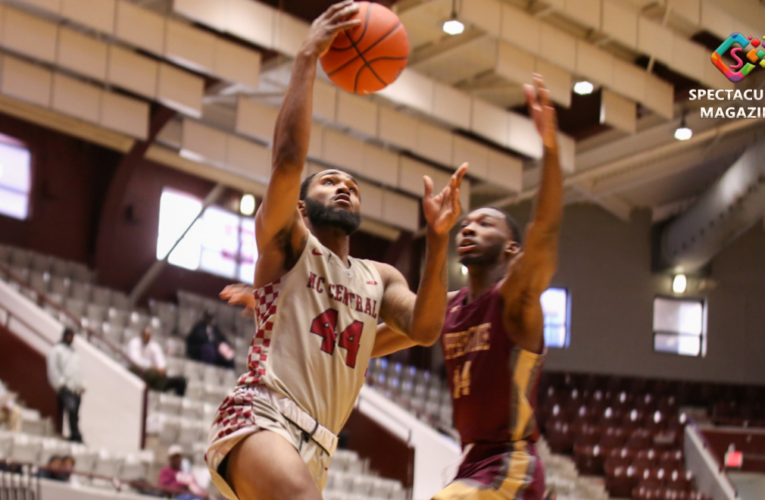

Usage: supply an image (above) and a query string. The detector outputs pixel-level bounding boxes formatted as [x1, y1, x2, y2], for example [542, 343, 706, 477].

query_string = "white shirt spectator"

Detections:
[46, 343, 83, 392]
[125, 337, 167, 371]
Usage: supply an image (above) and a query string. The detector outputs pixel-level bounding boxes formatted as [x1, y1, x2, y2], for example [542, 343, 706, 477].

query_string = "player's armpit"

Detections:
[371, 323, 417, 358]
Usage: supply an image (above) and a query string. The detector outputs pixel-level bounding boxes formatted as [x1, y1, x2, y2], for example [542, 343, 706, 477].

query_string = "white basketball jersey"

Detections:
[237, 233, 384, 435]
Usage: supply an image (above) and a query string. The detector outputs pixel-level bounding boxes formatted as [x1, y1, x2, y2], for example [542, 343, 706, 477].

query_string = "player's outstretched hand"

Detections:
[220, 283, 256, 318]
[524, 73, 558, 149]
[303, 0, 361, 57]
[422, 163, 469, 236]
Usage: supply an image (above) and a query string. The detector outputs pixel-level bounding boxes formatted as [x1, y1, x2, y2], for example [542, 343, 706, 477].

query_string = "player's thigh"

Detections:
[226, 430, 321, 500]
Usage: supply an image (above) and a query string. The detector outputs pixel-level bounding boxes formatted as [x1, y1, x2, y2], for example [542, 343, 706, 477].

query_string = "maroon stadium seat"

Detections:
[546, 417, 573, 454]
[627, 428, 654, 450]
[606, 464, 641, 498]
[632, 478, 663, 500]
[574, 443, 605, 475]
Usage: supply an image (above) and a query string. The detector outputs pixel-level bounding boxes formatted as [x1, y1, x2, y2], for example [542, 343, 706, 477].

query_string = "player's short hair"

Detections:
[300, 173, 317, 201]
[486, 206, 523, 245]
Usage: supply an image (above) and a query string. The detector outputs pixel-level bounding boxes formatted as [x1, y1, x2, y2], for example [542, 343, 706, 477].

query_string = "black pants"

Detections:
[57, 388, 82, 443]
[137, 368, 188, 396]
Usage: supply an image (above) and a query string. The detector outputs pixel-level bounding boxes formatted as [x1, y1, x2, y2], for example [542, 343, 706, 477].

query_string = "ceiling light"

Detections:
[443, 19, 464, 35]
[573, 81, 595, 95]
[443, 0, 464, 35]
[240, 194, 256, 216]
[461, 265, 468, 276]
[675, 114, 693, 141]
[672, 274, 687, 294]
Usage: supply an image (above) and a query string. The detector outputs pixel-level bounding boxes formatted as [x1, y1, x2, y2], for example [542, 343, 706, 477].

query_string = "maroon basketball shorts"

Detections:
[434, 441, 545, 500]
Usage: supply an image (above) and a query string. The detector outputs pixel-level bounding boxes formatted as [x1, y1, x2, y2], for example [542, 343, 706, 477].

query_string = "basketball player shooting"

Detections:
[205, 2, 468, 500]
[373, 74, 562, 500]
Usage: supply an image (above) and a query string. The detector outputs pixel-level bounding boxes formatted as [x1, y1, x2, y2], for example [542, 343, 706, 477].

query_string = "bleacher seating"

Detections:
[6, 242, 759, 499]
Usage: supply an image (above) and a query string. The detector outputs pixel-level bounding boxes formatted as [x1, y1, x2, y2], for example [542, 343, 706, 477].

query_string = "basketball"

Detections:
[320, 1, 409, 95]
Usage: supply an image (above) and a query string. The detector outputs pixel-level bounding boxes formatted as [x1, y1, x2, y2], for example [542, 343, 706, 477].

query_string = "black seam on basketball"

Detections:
[329, 3, 372, 51]
[327, 22, 403, 78]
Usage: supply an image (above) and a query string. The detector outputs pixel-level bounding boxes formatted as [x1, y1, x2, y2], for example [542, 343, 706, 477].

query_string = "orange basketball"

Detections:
[320, 1, 409, 95]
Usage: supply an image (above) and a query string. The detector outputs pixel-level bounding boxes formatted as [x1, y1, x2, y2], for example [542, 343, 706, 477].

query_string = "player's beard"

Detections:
[304, 197, 361, 235]
[459, 240, 505, 267]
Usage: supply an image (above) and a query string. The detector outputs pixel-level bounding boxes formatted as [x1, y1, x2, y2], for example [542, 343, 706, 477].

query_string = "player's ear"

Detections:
[297, 200, 307, 216]
[506, 240, 521, 256]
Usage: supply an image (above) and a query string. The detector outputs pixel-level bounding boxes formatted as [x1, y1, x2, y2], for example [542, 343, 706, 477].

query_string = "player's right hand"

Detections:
[220, 283, 256, 318]
[303, 0, 361, 58]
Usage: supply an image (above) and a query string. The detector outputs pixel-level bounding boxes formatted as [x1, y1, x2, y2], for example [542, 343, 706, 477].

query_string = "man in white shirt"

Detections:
[0, 380, 21, 432]
[126, 327, 187, 396]
[46, 328, 84, 443]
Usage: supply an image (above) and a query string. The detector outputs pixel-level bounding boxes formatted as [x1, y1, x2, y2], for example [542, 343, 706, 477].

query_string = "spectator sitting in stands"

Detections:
[0, 380, 21, 432]
[46, 328, 84, 443]
[126, 327, 187, 396]
[158, 445, 207, 500]
[38, 455, 71, 482]
[185, 311, 234, 369]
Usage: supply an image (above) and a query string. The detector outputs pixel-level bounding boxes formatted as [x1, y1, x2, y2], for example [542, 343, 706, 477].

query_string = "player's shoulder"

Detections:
[369, 261, 399, 281]
[447, 290, 460, 301]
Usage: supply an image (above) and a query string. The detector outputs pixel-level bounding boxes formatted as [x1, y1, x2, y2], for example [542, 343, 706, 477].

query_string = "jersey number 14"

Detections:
[310, 308, 363, 368]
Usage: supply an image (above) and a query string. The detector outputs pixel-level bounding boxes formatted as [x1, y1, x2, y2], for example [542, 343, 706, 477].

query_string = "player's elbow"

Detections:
[410, 324, 442, 347]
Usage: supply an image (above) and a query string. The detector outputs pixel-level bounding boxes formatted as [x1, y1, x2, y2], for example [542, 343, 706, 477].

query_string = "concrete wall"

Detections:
[446, 202, 765, 385]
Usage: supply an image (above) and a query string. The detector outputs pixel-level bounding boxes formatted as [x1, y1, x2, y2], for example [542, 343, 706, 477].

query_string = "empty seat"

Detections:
[71, 444, 97, 474]
[121, 452, 151, 480]
[64, 297, 86, 317]
[111, 292, 132, 310]
[11, 434, 42, 463]
[129, 311, 150, 331]
[69, 281, 92, 302]
[86, 303, 107, 323]
[92, 450, 124, 477]
[181, 398, 205, 421]
[49, 275, 70, 296]
[9, 248, 33, 268]
[107, 308, 130, 327]
[158, 393, 184, 415]
[178, 419, 205, 447]
[102, 324, 125, 345]
[92, 286, 112, 307]
[29, 271, 49, 293]
[70, 263, 94, 283]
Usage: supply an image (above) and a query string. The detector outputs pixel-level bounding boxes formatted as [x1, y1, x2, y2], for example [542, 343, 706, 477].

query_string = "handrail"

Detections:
[0, 262, 141, 373]
[363, 381, 459, 442]
[0, 458, 216, 499]
[685, 417, 740, 498]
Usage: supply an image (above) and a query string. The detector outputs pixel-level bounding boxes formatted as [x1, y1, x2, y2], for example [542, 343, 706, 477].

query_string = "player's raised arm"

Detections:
[255, 1, 361, 254]
[500, 74, 563, 351]
[376, 164, 468, 346]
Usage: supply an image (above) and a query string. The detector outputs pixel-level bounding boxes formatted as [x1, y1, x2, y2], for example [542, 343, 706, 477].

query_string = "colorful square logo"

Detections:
[712, 33, 765, 82]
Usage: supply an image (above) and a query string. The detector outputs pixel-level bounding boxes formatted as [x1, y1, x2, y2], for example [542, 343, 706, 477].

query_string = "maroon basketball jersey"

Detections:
[441, 284, 545, 446]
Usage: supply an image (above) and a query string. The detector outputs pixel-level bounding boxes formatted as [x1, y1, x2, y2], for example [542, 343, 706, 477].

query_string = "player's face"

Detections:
[457, 208, 517, 266]
[303, 170, 362, 235]
[309, 170, 361, 212]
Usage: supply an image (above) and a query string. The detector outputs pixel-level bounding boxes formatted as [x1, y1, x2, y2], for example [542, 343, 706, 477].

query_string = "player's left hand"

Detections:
[422, 163, 468, 236]
[220, 283, 256, 318]
[524, 73, 558, 149]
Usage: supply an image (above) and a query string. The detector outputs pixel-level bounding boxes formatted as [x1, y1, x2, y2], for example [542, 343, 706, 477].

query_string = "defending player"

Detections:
[372, 74, 562, 499]
[205, 2, 467, 499]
